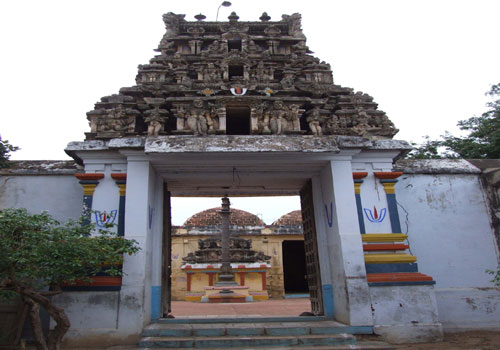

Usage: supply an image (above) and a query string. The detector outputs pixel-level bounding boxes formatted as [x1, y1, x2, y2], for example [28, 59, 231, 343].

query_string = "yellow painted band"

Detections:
[354, 183, 361, 194]
[185, 296, 202, 302]
[361, 233, 408, 242]
[117, 184, 126, 196]
[364, 253, 417, 264]
[381, 182, 396, 194]
[81, 184, 97, 196]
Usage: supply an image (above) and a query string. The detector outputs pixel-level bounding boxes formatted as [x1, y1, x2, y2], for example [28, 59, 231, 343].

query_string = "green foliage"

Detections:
[0, 208, 140, 292]
[487, 264, 500, 286]
[407, 83, 500, 159]
[407, 136, 457, 159]
[0, 136, 19, 168]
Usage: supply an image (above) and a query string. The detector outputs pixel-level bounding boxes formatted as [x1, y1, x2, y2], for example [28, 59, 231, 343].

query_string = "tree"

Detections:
[406, 136, 457, 159]
[0, 136, 20, 168]
[408, 83, 500, 159]
[0, 208, 140, 350]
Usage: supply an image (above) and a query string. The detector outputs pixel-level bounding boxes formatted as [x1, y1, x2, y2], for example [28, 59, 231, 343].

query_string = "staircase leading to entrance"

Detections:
[139, 317, 395, 349]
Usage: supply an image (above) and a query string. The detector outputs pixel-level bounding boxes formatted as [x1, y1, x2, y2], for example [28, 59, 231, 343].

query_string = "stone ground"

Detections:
[18, 298, 500, 349]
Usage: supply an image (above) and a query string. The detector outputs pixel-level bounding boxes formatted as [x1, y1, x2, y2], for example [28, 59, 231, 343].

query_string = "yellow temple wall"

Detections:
[170, 233, 304, 301]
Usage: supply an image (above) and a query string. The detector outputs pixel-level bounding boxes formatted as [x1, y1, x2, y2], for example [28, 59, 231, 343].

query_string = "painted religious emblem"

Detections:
[200, 88, 216, 96]
[262, 87, 276, 96]
[364, 206, 386, 223]
[324, 202, 333, 227]
[94, 210, 117, 228]
[230, 86, 248, 96]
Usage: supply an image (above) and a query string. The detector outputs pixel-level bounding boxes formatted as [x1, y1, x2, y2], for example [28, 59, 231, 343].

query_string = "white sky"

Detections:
[1, 0, 499, 224]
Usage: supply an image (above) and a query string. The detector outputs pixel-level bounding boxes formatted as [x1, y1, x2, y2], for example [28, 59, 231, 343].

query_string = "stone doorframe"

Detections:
[65, 135, 416, 337]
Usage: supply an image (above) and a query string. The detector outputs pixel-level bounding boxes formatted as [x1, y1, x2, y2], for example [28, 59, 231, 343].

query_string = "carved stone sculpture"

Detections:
[182, 236, 271, 264]
[270, 100, 287, 134]
[186, 99, 208, 135]
[84, 12, 399, 140]
[144, 105, 169, 136]
[306, 106, 323, 136]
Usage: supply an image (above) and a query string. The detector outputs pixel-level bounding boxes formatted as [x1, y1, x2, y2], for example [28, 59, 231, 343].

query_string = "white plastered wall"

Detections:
[396, 172, 500, 331]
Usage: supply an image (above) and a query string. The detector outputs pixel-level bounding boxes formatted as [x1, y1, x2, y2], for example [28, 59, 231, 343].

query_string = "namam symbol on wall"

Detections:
[148, 205, 154, 229]
[364, 206, 386, 223]
[324, 202, 333, 227]
[94, 210, 117, 228]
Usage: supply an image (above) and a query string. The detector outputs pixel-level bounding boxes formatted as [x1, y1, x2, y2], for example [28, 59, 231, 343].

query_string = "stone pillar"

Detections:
[218, 107, 227, 133]
[374, 172, 403, 233]
[316, 160, 373, 326]
[353, 172, 368, 234]
[111, 173, 127, 236]
[117, 154, 154, 332]
[217, 196, 236, 285]
[74, 173, 104, 226]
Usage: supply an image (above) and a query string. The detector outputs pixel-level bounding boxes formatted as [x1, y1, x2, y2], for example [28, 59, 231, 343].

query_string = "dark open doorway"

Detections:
[282, 240, 309, 295]
[226, 106, 251, 135]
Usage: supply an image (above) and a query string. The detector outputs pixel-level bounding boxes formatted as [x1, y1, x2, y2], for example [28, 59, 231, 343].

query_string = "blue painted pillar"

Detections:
[374, 172, 403, 233]
[75, 173, 104, 227]
[111, 173, 127, 237]
[353, 172, 368, 234]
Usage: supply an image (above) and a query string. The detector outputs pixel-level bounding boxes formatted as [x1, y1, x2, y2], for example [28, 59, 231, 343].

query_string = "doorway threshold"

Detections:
[285, 293, 310, 299]
[156, 315, 330, 324]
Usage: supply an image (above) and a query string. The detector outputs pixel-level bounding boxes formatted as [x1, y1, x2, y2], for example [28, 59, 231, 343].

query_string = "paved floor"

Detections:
[170, 298, 312, 317]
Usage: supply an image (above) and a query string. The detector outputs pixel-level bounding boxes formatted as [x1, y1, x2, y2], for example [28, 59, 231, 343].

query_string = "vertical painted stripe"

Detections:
[118, 195, 126, 236]
[355, 194, 366, 234]
[322, 284, 334, 317]
[386, 193, 402, 233]
[151, 286, 162, 320]
[82, 195, 93, 227]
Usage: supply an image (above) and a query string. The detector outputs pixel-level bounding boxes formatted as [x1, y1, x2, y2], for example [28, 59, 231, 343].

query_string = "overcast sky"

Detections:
[1, 0, 499, 224]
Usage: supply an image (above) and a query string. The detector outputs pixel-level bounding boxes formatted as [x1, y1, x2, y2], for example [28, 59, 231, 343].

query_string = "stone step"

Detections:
[139, 333, 356, 348]
[142, 320, 373, 338]
[136, 343, 394, 350]
[155, 316, 329, 324]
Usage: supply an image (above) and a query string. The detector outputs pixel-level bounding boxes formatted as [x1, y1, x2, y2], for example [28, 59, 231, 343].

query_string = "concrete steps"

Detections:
[137, 345, 393, 350]
[139, 319, 394, 349]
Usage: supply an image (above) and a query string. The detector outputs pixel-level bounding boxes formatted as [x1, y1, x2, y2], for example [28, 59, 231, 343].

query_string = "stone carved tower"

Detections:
[85, 12, 397, 140]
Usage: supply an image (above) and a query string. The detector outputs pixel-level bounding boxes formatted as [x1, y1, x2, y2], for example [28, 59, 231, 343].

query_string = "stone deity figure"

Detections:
[253, 61, 271, 82]
[253, 102, 270, 133]
[206, 102, 220, 131]
[99, 105, 132, 132]
[203, 63, 221, 82]
[270, 101, 287, 134]
[352, 107, 371, 136]
[206, 40, 225, 55]
[244, 40, 261, 55]
[186, 99, 208, 135]
[286, 104, 301, 131]
[145, 118, 162, 136]
[144, 106, 168, 136]
[307, 106, 323, 136]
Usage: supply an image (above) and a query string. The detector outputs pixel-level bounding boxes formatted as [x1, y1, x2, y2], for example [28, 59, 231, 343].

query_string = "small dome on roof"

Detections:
[272, 210, 302, 226]
[183, 207, 264, 227]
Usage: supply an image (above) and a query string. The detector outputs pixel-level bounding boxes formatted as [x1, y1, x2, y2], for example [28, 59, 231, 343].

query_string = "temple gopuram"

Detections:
[84, 12, 397, 141]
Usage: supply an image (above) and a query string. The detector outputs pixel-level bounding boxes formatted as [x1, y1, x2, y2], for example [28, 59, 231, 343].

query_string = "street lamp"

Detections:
[216, 1, 232, 22]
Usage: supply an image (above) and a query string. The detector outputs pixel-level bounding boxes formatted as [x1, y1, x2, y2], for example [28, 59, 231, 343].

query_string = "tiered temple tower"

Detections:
[84, 12, 397, 141]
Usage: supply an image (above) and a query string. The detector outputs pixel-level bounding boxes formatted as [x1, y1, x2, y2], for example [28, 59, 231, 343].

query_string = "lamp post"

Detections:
[216, 1, 232, 22]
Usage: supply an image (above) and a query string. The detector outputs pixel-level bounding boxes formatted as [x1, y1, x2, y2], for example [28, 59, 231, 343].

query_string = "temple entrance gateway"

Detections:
[164, 189, 323, 315]
[62, 9, 444, 345]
